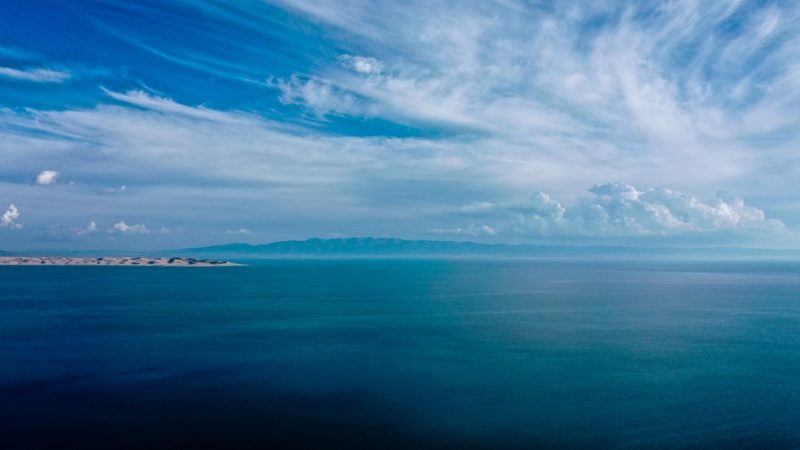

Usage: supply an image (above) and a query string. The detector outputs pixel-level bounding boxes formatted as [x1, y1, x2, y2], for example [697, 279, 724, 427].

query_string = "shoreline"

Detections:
[0, 257, 242, 267]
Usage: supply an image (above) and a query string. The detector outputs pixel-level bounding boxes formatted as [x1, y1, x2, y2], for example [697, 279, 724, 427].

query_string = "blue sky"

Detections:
[1, 0, 799, 250]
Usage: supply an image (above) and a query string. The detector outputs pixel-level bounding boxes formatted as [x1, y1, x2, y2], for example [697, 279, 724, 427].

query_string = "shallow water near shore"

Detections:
[1, 259, 799, 448]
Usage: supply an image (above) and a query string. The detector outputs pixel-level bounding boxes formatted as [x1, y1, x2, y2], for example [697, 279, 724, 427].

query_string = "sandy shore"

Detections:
[0, 256, 241, 266]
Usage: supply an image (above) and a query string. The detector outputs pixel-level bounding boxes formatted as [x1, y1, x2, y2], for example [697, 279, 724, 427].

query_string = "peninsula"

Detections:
[0, 257, 241, 266]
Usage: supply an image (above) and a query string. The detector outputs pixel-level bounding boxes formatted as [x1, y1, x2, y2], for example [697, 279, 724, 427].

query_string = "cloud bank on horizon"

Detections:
[0, 0, 798, 249]
[441, 182, 785, 239]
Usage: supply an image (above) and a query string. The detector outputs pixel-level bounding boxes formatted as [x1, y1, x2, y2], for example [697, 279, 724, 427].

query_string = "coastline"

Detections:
[0, 257, 242, 266]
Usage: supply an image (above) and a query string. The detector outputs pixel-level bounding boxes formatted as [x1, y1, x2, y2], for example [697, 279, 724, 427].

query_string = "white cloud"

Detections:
[570, 183, 784, 236]
[0, 67, 70, 83]
[226, 228, 252, 235]
[275, 75, 363, 117]
[101, 185, 127, 194]
[338, 55, 383, 75]
[103, 89, 238, 122]
[452, 182, 784, 238]
[0, 75, 793, 245]
[74, 221, 99, 236]
[111, 221, 150, 234]
[34, 170, 60, 185]
[0, 89, 789, 244]
[429, 224, 496, 237]
[0, 3, 796, 247]
[267, 0, 800, 193]
[1, 204, 21, 229]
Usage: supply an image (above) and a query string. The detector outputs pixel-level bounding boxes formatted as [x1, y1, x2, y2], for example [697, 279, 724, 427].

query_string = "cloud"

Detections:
[1, 204, 21, 229]
[103, 89, 238, 122]
[226, 228, 252, 235]
[572, 183, 784, 236]
[338, 55, 383, 75]
[429, 224, 496, 237]
[101, 185, 127, 194]
[75, 221, 164, 237]
[74, 221, 99, 236]
[451, 182, 784, 238]
[0, 87, 791, 245]
[275, 75, 363, 117]
[3, 0, 800, 248]
[0, 46, 38, 59]
[0, 67, 70, 83]
[34, 170, 60, 185]
[111, 221, 150, 235]
[267, 0, 800, 189]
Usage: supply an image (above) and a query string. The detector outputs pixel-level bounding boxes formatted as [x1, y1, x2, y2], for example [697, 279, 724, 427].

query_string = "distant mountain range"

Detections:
[173, 237, 800, 259]
[3, 237, 798, 259]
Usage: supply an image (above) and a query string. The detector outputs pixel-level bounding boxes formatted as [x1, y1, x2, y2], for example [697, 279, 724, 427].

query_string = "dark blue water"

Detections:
[1, 259, 799, 449]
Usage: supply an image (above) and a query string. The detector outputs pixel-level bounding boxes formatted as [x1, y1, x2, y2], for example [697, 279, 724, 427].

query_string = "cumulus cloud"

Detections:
[74, 221, 99, 236]
[572, 183, 784, 235]
[0, 67, 70, 83]
[111, 221, 150, 235]
[429, 224, 496, 237]
[1, 204, 21, 229]
[75, 221, 165, 236]
[34, 170, 60, 185]
[452, 182, 784, 238]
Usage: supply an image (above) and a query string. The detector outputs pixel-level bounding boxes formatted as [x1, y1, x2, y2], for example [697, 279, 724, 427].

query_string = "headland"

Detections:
[0, 256, 241, 266]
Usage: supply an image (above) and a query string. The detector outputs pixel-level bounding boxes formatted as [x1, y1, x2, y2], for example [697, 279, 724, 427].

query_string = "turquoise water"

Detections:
[1, 259, 799, 448]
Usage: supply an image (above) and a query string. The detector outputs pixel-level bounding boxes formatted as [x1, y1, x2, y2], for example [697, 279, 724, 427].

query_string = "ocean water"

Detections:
[1, 259, 799, 449]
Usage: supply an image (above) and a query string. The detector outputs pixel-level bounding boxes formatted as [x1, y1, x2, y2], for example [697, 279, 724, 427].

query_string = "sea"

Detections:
[1, 259, 799, 449]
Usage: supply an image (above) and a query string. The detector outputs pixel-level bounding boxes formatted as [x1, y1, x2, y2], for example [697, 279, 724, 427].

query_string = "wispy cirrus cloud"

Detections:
[267, 0, 800, 192]
[103, 88, 239, 122]
[0, 66, 70, 83]
[101, 185, 127, 194]
[0, 46, 38, 60]
[1, 1, 800, 249]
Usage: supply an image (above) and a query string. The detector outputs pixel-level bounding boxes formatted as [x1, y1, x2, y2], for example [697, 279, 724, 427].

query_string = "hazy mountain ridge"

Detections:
[174, 237, 800, 259]
[3, 237, 798, 259]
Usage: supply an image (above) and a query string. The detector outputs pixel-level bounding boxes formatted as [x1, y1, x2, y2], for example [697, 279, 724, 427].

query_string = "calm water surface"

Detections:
[1, 259, 799, 448]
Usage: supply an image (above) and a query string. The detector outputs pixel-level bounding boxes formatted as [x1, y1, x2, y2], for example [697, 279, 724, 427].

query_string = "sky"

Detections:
[1, 0, 799, 250]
